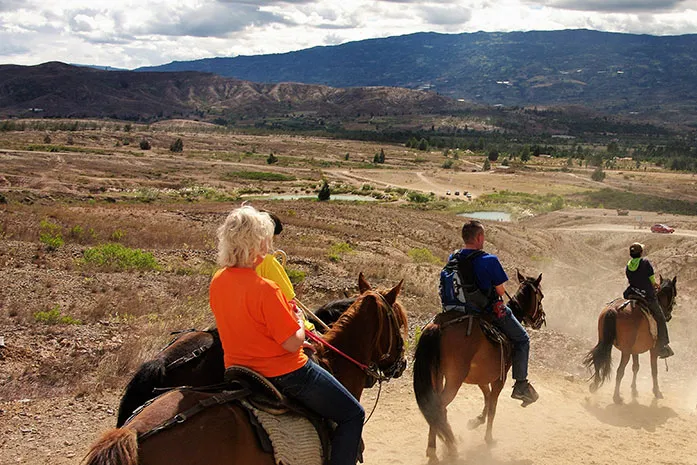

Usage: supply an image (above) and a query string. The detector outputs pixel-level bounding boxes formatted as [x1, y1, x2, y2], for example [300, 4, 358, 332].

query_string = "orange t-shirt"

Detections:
[209, 267, 307, 377]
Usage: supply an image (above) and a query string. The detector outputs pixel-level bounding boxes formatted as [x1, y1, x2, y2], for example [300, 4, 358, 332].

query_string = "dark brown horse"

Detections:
[584, 276, 677, 403]
[116, 297, 354, 426]
[413, 271, 545, 460]
[83, 274, 408, 465]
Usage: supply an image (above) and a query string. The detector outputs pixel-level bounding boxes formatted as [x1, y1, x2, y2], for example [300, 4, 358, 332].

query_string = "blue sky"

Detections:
[2, 0, 697, 68]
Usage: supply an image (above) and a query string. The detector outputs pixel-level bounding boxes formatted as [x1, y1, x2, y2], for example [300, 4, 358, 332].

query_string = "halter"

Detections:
[308, 290, 406, 383]
[658, 280, 677, 321]
[508, 279, 546, 329]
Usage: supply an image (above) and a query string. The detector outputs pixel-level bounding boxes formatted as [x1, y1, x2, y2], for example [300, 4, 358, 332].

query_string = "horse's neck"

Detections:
[510, 286, 530, 320]
[319, 309, 377, 400]
[657, 286, 672, 309]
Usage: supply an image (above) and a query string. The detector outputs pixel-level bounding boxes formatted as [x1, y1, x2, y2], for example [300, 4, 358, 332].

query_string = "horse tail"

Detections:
[116, 359, 166, 427]
[583, 308, 617, 392]
[82, 427, 138, 465]
[413, 321, 455, 446]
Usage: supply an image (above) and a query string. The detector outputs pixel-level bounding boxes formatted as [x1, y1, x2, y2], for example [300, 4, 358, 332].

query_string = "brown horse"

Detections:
[584, 276, 677, 403]
[116, 298, 354, 426]
[413, 271, 545, 460]
[82, 273, 408, 465]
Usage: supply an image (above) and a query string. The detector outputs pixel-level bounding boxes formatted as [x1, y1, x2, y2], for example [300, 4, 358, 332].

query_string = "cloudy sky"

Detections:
[2, 0, 697, 69]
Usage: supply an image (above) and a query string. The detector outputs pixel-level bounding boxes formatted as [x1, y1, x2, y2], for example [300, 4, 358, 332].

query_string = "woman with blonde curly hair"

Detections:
[210, 205, 364, 465]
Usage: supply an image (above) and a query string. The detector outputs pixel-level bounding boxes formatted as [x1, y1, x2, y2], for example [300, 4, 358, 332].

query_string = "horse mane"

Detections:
[324, 289, 407, 342]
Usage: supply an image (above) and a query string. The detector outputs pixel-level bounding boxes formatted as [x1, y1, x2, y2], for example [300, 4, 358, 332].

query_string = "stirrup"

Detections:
[511, 382, 539, 407]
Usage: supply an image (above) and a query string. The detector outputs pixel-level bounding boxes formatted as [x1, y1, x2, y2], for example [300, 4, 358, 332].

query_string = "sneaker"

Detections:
[658, 345, 674, 359]
[511, 380, 539, 407]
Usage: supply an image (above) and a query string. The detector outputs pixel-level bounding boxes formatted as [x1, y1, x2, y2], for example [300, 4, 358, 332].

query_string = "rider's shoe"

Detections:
[658, 344, 674, 359]
[512, 380, 539, 407]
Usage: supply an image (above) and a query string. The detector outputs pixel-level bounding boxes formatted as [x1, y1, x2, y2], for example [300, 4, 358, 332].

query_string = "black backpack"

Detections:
[439, 250, 492, 312]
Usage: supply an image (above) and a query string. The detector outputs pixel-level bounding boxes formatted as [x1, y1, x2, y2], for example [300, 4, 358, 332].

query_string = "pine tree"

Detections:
[170, 138, 183, 153]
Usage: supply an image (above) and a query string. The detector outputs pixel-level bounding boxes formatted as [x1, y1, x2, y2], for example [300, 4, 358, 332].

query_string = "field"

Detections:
[2, 122, 697, 465]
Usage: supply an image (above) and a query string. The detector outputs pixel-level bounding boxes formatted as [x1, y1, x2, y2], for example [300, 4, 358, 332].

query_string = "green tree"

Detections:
[170, 138, 183, 153]
[488, 149, 499, 162]
[520, 146, 531, 162]
[417, 138, 429, 151]
[139, 139, 151, 150]
[483, 159, 491, 171]
[318, 180, 331, 201]
[267, 153, 278, 164]
[591, 166, 606, 182]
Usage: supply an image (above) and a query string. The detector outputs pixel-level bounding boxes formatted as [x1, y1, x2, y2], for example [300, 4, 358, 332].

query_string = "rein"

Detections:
[308, 290, 405, 425]
[507, 280, 545, 329]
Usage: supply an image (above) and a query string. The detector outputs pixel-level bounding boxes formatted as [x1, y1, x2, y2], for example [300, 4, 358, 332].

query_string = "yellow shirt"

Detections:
[256, 254, 296, 301]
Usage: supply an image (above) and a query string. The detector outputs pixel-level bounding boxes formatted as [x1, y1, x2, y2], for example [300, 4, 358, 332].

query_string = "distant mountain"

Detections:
[71, 64, 128, 71]
[0, 62, 461, 120]
[137, 29, 697, 121]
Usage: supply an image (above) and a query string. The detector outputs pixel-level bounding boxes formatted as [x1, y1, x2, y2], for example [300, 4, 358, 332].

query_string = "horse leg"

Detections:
[484, 379, 504, 446]
[630, 354, 640, 398]
[468, 384, 490, 430]
[613, 352, 630, 404]
[438, 378, 464, 458]
[650, 349, 663, 399]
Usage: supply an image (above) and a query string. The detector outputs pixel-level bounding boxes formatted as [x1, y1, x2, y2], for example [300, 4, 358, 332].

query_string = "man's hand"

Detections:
[493, 300, 506, 319]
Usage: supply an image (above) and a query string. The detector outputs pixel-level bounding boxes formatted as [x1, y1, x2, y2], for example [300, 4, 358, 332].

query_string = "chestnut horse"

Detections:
[116, 298, 354, 426]
[83, 274, 407, 465]
[413, 271, 545, 459]
[584, 276, 677, 403]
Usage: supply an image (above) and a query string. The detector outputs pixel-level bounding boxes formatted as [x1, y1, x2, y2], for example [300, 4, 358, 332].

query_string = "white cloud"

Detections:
[2, 0, 697, 68]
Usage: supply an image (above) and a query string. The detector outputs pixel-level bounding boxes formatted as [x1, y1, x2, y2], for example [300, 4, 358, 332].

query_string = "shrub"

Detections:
[43, 134, 51, 144]
[139, 139, 151, 150]
[442, 159, 454, 169]
[267, 153, 278, 164]
[318, 180, 331, 201]
[110, 229, 126, 241]
[224, 171, 295, 182]
[285, 267, 306, 286]
[68, 225, 84, 240]
[328, 241, 353, 262]
[39, 219, 64, 251]
[417, 138, 429, 151]
[170, 138, 184, 153]
[483, 159, 491, 171]
[407, 191, 432, 203]
[488, 149, 499, 162]
[34, 305, 82, 325]
[591, 166, 606, 182]
[82, 243, 160, 271]
[408, 247, 442, 265]
[344, 153, 350, 161]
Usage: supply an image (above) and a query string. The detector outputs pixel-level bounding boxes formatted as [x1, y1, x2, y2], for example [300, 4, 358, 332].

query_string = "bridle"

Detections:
[508, 279, 545, 329]
[307, 289, 406, 424]
[658, 280, 676, 322]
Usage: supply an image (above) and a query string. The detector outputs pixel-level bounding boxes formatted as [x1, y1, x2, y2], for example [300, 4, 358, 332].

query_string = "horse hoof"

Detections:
[589, 382, 599, 394]
[654, 391, 664, 400]
[613, 395, 623, 404]
[631, 388, 639, 398]
[426, 447, 437, 459]
[485, 436, 497, 447]
[468, 416, 485, 430]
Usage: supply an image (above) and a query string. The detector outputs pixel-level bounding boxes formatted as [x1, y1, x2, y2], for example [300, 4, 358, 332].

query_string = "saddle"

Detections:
[436, 311, 513, 379]
[224, 366, 332, 465]
[609, 297, 658, 341]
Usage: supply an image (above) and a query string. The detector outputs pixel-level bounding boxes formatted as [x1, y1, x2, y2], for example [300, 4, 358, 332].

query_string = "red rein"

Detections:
[305, 330, 370, 371]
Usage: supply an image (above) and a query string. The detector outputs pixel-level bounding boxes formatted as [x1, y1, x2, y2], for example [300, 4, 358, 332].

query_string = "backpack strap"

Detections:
[457, 250, 486, 291]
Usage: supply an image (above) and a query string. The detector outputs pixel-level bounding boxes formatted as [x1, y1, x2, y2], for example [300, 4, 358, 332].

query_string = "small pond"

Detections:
[264, 194, 378, 201]
[457, 211, 512, 222]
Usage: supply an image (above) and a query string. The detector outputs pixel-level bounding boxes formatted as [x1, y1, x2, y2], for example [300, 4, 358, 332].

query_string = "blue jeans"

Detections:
[268, 360, 365, 465]
[492, 306, 530, 381]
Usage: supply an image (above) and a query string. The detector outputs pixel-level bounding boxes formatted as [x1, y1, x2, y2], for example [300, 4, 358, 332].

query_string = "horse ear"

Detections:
[672, 276, 677, 286]
[535, 273, 542, 286]
[658, 274, 663, 284]
[516, 270, 525, 283]
[358, 272, 371, 293]
[383, 280, 404, 306]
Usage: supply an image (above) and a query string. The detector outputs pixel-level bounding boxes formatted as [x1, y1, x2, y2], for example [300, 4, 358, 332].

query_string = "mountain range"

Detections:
[0, 62, 460, 121]
[137, 29, 697, 122]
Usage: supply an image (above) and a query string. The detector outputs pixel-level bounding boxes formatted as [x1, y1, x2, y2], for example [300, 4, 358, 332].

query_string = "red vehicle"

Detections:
[651, 223, 675, 234]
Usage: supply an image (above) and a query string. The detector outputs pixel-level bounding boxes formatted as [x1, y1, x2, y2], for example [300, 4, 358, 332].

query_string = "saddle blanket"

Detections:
[242, 400, 324, 465]
[612, 298, 658, 340]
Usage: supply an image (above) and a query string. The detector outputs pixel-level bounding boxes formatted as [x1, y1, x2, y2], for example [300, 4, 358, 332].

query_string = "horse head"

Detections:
[658, 275, 678, 322]
[512, 270, 545, 329]
[356, 272, 409, 380]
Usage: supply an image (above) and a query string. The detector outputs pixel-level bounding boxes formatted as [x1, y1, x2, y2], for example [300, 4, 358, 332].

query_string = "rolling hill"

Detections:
[137, 29, 697, 122]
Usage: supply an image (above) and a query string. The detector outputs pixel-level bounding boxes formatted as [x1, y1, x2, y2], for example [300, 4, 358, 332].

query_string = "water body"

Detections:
[265, 194, 378, 202]
[458, 211, 512, 222]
